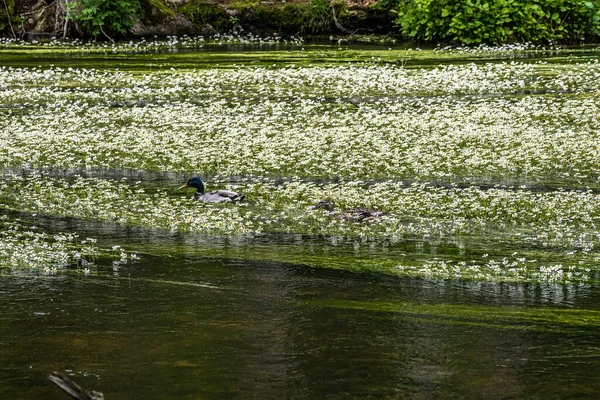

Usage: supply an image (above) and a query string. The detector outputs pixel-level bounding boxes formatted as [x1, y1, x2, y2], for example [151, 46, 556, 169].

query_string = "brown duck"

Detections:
[311, 199, 387, 222]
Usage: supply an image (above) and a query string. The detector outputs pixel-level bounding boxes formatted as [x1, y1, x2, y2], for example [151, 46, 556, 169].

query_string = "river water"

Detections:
[1, 212, 599, 399]
[1, 42, 600, 398]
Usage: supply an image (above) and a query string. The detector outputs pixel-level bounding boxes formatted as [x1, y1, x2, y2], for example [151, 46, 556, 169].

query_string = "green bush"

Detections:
[72, 0, 140, 38]
[395, 0, 600, 44]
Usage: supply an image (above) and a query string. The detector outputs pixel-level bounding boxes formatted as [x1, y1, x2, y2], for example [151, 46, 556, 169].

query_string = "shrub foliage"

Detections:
[395, 0, 600, 44]
[72, 0, 139, 38]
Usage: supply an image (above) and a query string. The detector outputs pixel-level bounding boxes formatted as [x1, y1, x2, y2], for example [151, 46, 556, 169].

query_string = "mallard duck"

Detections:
[311, 199, 387, 222]
[179, 177, 245, 203]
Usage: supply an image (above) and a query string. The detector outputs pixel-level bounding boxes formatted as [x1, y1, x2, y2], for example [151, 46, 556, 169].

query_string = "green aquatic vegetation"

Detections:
[2, 174, 600, 239]
[1, 44, 600, 283]
[155, 239, 596, 284]
[0, 175, 598, 283]
[396, 256, 592, 283]
[1, 62, 600, 184]
[313, 298, 600, 334]
[0, 39, 588, 70]
[0, 35, 304, 55]
[2, 43, 600, 400]
[0, 216, 136, 273]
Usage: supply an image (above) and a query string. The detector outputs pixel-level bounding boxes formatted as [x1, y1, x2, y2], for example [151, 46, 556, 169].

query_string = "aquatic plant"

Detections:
[396, 256, 592, 283]
[0, 216, 136, 274]
[0, 34, 304, 52]
[0, 174, 598, 283]
[1, 43, 599, 283]
[1, 61, 600, 183]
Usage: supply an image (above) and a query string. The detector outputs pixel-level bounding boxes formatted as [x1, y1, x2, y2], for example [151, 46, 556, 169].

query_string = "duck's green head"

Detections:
[179, 177, 205, 193]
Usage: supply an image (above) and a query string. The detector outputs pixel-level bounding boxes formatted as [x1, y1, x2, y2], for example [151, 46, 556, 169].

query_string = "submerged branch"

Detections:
[48, 372, 104, 400]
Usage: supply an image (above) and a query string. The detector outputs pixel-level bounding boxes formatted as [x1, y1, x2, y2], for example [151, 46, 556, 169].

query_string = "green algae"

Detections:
[2, 41, 600, 70]
[310, 298, 600, 334]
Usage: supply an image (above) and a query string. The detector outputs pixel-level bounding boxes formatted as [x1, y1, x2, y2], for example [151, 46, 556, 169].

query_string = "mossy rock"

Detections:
[339, 8, 394, 32]
[140, 0, 175, 24]
[180, 1, 231, 32]
[177, 0, 394, 36]
[240, 2, 334, 35]
[241, 6, 305, 34]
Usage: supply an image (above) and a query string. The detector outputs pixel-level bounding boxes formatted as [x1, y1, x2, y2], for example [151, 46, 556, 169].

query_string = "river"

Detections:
[1, 40, 600, 398]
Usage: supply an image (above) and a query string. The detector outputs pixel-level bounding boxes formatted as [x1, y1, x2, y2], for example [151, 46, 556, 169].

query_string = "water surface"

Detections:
[1, 213, 600, 399]
[2, 252, 599, 399]
[2, 42, 600, 399]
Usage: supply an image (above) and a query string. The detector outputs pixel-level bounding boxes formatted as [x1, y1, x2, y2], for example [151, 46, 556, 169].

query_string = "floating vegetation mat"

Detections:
[0, 174, 598, 283]
[1, 61, 600, 183]
[0, 35, 305, 52]
[0, 216, 136, 274]
[1, 43, 599, 283]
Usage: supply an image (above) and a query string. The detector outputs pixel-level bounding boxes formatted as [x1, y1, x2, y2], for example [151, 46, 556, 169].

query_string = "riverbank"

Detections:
[3, 0, 395, 41]
[4, 0, 600, 44]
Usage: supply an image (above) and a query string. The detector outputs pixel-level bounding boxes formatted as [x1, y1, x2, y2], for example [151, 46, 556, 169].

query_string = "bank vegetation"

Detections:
[1, 0, 600, 44]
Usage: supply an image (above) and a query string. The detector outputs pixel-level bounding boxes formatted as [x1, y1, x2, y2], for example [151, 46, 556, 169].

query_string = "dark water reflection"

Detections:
[1, 249, 600, 399]
[3, 43, 600, 70]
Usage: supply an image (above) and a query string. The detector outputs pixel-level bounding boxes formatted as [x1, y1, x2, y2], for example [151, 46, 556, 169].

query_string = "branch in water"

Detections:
[48, 372, 105, 400]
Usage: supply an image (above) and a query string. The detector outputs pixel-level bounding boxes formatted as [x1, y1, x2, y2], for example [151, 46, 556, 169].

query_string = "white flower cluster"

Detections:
[396, 256, 591, 283]
[1, 61, 599, 182]
[0, 35, 303, 52]
[436, 42, 549, 54]
[0, 217, 133, 274]
[1, 43, 599, 283]
[1, 174, 598, 252]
